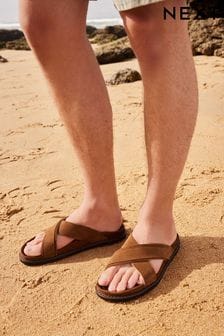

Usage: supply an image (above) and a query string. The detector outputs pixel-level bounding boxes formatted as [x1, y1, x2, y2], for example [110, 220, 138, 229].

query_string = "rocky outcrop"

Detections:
[106, 68, 141, 85]
[189, 18, 224, 57]
[0, 16, 223, 59]
[88, 25, 126, 44]
[86, 25, 97, 38]
[4, 37, 30, 50]
[95, 37, 134, 64]
[188, 0, 224, 57]
[0, 30, 30, 50]
[189, 0, 224, 19]
[0, 29, 24, 42]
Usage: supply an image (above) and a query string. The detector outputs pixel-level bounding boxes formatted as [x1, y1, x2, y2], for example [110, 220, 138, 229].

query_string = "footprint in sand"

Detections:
[184, 187, 222, 207]
[175, 181, 198, 200]
[6, 206, 24, 218]
[46, 179, 64, 191]
[43, 209, 61, 214]
[220, 214, 224, 224]
[0, 151, 23, 165]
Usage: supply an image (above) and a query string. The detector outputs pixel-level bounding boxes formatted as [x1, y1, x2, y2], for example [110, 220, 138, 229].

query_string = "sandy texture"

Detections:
[0, 50, 224, 336]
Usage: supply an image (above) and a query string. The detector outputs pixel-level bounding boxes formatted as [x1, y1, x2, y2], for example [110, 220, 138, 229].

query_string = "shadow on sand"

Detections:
[42, 232, 224, 303]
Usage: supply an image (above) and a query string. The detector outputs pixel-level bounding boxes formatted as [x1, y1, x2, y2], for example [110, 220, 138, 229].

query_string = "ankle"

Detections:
[134, 208, 177, 244]
[82, 196, 121, 217]
[139, 207, 174, 225]
[83, 189, 120, 212]
[133, 220, 177, 245]
[67, 198, 122, 232]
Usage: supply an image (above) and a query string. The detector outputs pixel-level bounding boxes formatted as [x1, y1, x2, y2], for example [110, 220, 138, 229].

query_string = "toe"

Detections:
[108, 267, 126, 292]
[98, 266, 119, 287]
[116, 266, 135, 292]
[137, 274, 145, 285]
[127, 269, 141, 289]
[27, 237, 43, 246]
[24, 242, 42, 256]
[35, 232, 45, 239]
[26, 232, 45, 246]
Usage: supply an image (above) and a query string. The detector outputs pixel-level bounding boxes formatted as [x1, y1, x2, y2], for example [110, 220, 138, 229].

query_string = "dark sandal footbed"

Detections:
[95, 233, 180, 302]
[19, 218, 126, 266]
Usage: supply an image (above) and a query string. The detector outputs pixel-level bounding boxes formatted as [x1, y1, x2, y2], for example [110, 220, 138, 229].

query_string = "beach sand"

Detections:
[0, 50, 224, 336]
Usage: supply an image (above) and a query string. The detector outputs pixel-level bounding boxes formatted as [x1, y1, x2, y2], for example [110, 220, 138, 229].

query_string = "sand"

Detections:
[0, 50, 224, 336]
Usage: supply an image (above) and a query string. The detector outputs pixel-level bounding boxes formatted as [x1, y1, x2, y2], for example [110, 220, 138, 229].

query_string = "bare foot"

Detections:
[98, 219, 177, 292]
[24, 202, 122, 257]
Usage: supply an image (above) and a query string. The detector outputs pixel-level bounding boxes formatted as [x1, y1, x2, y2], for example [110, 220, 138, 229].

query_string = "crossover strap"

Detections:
[133, 261, 157, 285]
[106, 234, 174, 284]
[41, 218, 109, 258]
[107, 243, 172, 267]
[42, 220, 61, 258]
[58, 219, 108, 242]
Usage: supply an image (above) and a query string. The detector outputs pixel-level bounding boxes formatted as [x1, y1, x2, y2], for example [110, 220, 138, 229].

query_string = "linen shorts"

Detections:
[91, 0, 164, 12]
[113, 0, 164, 11]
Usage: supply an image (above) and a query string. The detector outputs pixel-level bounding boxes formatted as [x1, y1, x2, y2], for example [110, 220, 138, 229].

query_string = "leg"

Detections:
[19, 0, 122, 256]
[98, 0, 198, 291]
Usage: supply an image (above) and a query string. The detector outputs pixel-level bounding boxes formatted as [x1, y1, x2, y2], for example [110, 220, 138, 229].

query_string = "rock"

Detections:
[86, 25, 97, 38]
[5, 37, 30, 50]
[0, 30, 30, 50]
[188, 0, 224, 58]
[189, 18, 224, 56]
[95, 37, 135, 64]
[90, 32, 119, 45]
[89, 25, 126, 44]
[103, 25, 126, 39]
[0, 55, 8, 63]
[106, 68, 141, 85]
[0, 29, 24, 42]
[189, 0, 224, 19]
[214, 48, 224, 57]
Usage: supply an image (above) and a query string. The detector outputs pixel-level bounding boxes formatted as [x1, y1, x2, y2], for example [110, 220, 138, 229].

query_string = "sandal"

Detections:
[96, 233, 180, 302]
[19, 217, 126, 266]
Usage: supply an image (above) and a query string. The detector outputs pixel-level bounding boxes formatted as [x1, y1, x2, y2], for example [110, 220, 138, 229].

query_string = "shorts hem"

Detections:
[114, 0, 164, 11]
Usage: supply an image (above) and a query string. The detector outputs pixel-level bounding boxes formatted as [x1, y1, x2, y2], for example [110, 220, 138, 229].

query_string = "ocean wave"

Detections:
[0, 22, 21, 30]
[0, 18, 123, 30]
[87, 17, 122, 27]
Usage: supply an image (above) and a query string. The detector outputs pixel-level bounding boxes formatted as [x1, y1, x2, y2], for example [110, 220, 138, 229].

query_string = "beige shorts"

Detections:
[91, 0, 164, 12]
[113, 0, 164, 11]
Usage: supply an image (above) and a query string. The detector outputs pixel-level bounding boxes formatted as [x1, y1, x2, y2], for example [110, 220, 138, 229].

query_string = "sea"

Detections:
[0, 0, 122, 30]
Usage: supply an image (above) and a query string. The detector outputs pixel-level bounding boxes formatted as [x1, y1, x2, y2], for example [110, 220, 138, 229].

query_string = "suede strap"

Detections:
[58, 220, 108, 242]
[41, 218, 109, 258]
[106, 234, 175, 285]
[107, 243, 172, 266]
[42, 220, 61, 258]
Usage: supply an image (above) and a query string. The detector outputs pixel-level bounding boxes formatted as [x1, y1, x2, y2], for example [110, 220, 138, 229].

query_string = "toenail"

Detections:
[117, 287, 124, 292]
[99, 274, 107, 280]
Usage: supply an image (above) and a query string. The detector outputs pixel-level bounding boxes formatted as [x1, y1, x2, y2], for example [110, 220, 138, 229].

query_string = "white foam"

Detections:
[0, 22, 21, 30]
[0, 18, 123, 30]
[87, 17, 123, 27]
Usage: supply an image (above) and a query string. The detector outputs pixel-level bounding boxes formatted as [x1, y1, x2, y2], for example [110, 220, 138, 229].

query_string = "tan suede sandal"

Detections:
[96, 233, 180, 302]
[19, 218, 126, 266]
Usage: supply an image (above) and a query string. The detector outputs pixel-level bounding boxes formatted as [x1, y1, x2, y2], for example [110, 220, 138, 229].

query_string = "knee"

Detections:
[122, 10, 153, 40]
[122, 0, 187, 38]
[122, 6, 188, 60]
[19, 2, 86, 50]
[122, 11, 165, 60]
[19, 7, 55, 48]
